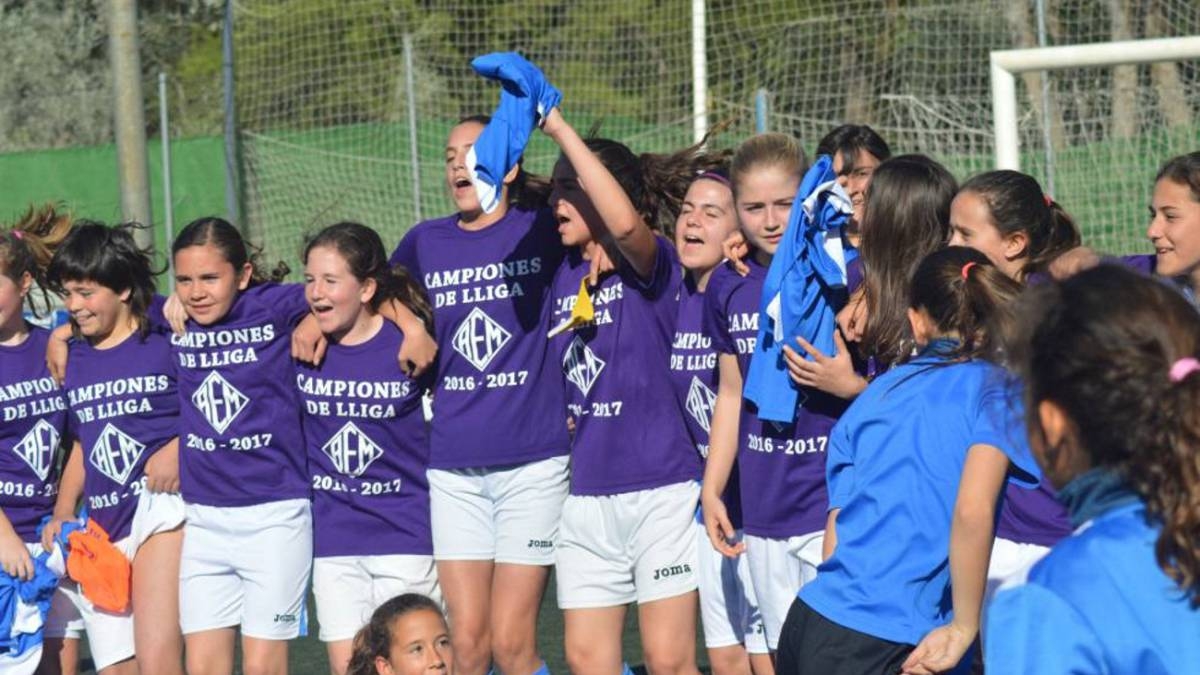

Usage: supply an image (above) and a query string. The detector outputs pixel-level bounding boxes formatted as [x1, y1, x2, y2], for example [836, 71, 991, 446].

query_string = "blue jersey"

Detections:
[986, 500, 1200, 674]
[799, 344, 1040, 646]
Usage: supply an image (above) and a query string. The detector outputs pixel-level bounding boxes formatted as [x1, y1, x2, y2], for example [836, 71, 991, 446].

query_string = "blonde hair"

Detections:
[730, 133, 808, 197]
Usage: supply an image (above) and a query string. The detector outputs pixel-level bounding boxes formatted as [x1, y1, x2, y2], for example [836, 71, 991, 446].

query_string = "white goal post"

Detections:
[991, 36, 1200, 171]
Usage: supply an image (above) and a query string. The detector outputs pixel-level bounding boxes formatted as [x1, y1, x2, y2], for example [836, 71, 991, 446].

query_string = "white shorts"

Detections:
[556, 481, 700, 609]
[982, 536, 1051, 636]
[428, 455, 568, 565]
[313, 554, 441, 642]
[179, 498, 312, 640]
[696, 524, 767, 654]
[43, 489, 185, 670]
[744, 531, 823, 651]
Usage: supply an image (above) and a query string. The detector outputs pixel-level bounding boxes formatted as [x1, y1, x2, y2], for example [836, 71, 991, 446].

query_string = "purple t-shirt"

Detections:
[0, 326, 66, 542]
[705, 260, 847, 538]
[297, 321, 432, 558]
[390, 207, 569, 470]
[551, 241, 701, 495]
[670, 277, 742, 528]
[170, 283, 310, 507]
[64, 332, 178, 540]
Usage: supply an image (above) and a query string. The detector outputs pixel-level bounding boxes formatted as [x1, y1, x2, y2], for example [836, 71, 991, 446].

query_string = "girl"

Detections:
[701, 133, 847, 655]
[947, 170, 1079, 596]
[388, 113, 567, 675]
[781, 155, 957, 400]
[669, 171, 769, 675]
[777, 247, 1037, 674]
[0, 208, 71, 675]
[40, 221, 186, 675]
[987, 264, 1200, 672]
[299, 222, 440, 675]
[346, 594, 453, 675]
[815, 124, 891, 244]
[543, 106, 715, 675]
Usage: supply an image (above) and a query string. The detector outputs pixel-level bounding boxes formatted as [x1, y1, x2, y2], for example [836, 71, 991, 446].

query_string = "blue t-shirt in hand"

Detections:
[550, 240, 701, 496]
[297, 321, 432, 558]
[391, 206, 569, 470]
[986, 500, 1200, 674]
[800, 345, 1040, 646]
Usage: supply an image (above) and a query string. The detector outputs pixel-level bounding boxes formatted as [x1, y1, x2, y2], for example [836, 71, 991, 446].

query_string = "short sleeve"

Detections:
[391, 228, 422, 279]
[825, 417, 856, 510]
[621, 236, 677, 300]
[251, 283, 309, 328]
[146, 294, 171, 334]
[985, 583, 1107, 674]
[972, 372, 1040, 487]
[703, 269, 737, 356]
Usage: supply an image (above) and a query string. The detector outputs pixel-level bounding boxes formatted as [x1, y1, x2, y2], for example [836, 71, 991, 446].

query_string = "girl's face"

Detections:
[0, 267, 31, 333]
[1147, 178, 1200, 282]
[833, 149, 882, 227]
[550, 158, 602, 248]
[445, 121, 485, 215]
[61, 279, 132, 342]
[675, 178, 736, 274]
[174, 244, 252, 326]
[735, 164, 799, 261]
[374, 609, 453, 675]
[948, 191, 1024, 279]
[304, 245, 376, 339]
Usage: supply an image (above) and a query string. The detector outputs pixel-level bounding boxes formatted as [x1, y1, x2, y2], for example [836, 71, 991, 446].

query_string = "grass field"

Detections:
[73, 569, 709, 674]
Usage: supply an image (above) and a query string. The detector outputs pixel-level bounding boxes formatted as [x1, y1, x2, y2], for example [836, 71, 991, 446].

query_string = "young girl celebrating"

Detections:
[346, 594, 453, 675]
[39, 221, 186, 675]
[389, 113, 567, 675]
[544, 106, 715, 675]
[948, 170, 1080, 595]
[669, 171, 769, 675]
[778, 247, 1038, 674]
[987, 264, 1200, 672]
[701, 133, 848, 655]
[299, 222, 440, 675]
[0, 208, 71, 675]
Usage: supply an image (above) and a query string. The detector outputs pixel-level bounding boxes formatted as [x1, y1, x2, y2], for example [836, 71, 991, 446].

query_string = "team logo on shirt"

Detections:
[89, 423, 146, 486]
[452, 307, 512, 371]
[686, 377, 717, 433]
[563, 335, 605, 396]
[322, 421, 383, 477]
[12, 419, 58, 481]
[191, 371, 249, 434]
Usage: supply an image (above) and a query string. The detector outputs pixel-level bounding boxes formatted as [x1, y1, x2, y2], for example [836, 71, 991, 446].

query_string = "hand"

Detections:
[291, 314, 328, 365]
[722, 231, 750, 277]
[783, 332, 867, 400]
[540, 107, 566, 138]
[701, 490, 745, 558]
[1047, 246, 1100, 279]
[40, 513, 72, 553]
[902, 622, 977, 674]
[46, 324, 71, 385]
[0, 529, 34, 581]
[837, 287, 867, 343]
[566, 416, 576, 435]
[586, 241, 615, 286]
[144, 445, 180, 493]
[397, 310, 437, 378]
[163, 294, 188, 335]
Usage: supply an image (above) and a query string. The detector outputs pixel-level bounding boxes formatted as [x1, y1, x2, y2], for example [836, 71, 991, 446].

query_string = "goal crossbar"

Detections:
[990, 36, 1200, 170]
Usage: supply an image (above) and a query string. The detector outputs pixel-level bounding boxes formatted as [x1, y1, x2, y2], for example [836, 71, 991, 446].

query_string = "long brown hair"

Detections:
[1, 203, 75, 316]
[1014, 265, 1200, 606]
[909, 247, 1021, 363]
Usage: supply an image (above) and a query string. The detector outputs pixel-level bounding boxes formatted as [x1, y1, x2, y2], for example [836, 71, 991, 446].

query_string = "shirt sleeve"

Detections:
[972, 372, 1041, 488]
[146, 294, 171, 334]
[390, 228, 422, 280]
[703, 270, 737, 356]
[825, 416, 856, 510]
[621, 236, 677, 300]
[253, 283, 310, 328]
[985, 583, 1107, 674]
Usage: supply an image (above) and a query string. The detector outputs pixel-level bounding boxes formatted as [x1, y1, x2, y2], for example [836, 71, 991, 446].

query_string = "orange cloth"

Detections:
[65, 520, 131, 613]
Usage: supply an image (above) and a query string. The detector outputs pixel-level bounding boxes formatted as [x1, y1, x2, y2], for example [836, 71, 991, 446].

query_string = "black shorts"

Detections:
[775, 598, 915, 675]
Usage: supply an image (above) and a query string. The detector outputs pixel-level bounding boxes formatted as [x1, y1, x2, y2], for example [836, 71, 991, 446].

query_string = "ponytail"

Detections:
[2, 203, 75, 316]
[1015, 264, 1200, 606]
[346, 594, 445, 675]
[909, 246, 1022, 363]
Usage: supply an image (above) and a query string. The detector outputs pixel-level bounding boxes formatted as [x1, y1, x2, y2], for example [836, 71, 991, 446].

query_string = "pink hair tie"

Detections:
[1044, 194, 1054, 207]
[10, 230, 22, 240]
[1169, 357, 1200, 383]
[961, 261, 977, 279]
